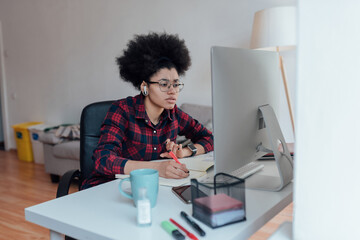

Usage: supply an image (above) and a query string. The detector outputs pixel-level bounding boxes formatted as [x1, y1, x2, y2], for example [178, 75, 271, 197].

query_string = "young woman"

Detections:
[81, 32, 213, 189]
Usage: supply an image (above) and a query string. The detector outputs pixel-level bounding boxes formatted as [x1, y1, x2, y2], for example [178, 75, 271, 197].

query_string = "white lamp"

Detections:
[250, 6, 297, 135]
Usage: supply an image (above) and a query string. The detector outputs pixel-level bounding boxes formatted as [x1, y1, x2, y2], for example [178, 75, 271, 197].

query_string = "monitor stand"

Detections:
[245, 104, 294, 192]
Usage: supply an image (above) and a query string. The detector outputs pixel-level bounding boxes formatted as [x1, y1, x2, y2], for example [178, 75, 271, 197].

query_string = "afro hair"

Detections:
[116, 32, 191, 90]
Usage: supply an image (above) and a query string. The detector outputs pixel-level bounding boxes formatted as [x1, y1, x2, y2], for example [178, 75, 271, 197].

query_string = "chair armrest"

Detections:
[56, 169, 81, 198]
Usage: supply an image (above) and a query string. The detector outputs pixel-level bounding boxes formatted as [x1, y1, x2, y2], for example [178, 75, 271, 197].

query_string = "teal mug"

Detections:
[118, 169, 159, 208]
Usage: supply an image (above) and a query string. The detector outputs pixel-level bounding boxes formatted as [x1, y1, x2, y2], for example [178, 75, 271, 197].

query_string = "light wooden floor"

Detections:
[0, 150, 292, 239]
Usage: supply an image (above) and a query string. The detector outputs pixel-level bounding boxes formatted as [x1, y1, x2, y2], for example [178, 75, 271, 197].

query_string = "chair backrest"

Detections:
[80, 100, 114, 182]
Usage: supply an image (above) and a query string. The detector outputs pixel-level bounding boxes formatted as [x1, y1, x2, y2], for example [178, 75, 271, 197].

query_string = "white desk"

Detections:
[25, 161, 292, 240]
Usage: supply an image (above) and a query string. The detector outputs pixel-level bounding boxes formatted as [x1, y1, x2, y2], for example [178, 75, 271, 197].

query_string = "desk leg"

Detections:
[50, 230, 64, 240]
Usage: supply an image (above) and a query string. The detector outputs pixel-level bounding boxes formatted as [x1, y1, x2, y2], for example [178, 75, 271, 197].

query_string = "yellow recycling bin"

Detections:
[12, 122, 43, 162]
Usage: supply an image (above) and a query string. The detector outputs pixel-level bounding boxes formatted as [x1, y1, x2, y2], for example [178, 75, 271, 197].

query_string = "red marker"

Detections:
[168, 150, 181, 164]
[170, 218, 198, 240]
[163, 141, 181, 164]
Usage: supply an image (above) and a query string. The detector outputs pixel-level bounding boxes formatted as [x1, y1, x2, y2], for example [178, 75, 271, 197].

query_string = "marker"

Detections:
[168, 150, 190, 173]
[168, 150, 181, 164]
[170, 218, 198, 240]
[161, 220, 185, 240]
[164, 142, 189, 173]
[163, 141, 181, 164]
[180, 211, 206, 236]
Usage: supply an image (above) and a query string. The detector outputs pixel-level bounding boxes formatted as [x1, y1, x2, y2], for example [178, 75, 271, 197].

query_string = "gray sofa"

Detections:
[41, 103, 212, 182]
[39, 130, 80, 182]
[43, 141, 80, 182]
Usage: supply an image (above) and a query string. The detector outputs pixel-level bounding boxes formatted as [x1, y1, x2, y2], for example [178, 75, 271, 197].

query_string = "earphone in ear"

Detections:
[143, 85, 148, 96]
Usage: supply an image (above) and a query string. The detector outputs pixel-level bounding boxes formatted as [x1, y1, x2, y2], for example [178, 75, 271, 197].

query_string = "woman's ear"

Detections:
[141, 81, 148, 96]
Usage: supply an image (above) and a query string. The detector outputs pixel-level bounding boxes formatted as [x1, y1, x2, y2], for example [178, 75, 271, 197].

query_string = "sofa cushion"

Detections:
[180, 103, 212, 125]
[177, 103, 213, 144]
[53, 141, 80, 161]
[38, 131, 63, 145]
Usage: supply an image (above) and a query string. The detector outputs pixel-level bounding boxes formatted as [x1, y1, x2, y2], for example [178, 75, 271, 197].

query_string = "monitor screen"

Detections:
[211, 46, 283, 175]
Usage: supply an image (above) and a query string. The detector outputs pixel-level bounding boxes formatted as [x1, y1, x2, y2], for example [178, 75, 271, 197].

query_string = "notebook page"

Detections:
[115, 151, 214, 186]
[115, 170, 206, 187]
[179, 151, 214, 172]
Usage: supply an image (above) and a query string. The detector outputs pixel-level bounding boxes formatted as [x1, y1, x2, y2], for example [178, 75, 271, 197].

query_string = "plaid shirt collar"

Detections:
[134, 94, 175, 122]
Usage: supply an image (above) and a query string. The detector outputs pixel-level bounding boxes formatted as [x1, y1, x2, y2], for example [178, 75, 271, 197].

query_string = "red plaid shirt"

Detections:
[81, 94, 213, 189]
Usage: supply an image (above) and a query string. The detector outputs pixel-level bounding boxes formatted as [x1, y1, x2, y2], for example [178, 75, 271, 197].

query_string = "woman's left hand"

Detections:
[160, 139, 188, 159]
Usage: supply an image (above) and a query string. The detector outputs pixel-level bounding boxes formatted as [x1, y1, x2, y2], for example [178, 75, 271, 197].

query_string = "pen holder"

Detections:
[190, 173, 246, 228]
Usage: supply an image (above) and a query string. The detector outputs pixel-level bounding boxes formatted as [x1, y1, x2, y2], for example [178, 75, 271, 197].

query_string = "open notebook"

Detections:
[115, 151, 214, 187]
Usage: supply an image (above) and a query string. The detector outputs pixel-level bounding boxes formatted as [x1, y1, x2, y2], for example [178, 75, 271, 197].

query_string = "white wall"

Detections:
[0, 0, 295, 149]
[294, 1, 360, 239]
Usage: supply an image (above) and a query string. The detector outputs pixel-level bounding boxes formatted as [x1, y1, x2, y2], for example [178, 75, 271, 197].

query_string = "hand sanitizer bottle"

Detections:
[137, 188, 151, 227]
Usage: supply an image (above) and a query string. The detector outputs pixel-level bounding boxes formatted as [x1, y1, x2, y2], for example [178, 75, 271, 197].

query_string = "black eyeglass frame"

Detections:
[148, 79, 185, 92]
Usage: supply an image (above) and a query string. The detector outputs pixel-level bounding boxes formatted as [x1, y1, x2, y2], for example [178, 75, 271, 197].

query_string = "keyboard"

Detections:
[230, 162, 264, 179]
[200, 162, 264, 183]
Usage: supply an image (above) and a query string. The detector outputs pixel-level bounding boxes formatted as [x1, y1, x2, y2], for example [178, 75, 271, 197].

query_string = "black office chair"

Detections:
[56, 100, 114, 198]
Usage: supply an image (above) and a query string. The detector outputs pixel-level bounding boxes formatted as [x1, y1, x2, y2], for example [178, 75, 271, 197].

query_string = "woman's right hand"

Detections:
[155, 161, 189, 179]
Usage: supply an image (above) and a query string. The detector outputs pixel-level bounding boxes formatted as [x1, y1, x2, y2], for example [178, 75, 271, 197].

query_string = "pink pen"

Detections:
[164, 141, 181, 164]
[168, 150, 181, 164]
[167, 149, 189, 173]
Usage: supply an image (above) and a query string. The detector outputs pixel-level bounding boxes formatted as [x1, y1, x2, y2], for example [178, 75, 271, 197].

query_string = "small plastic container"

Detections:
[28, 124, 55, 164]
[12, 122, 43, 162]
[191, 173, 246, 228]
[137, 188, 152, 227]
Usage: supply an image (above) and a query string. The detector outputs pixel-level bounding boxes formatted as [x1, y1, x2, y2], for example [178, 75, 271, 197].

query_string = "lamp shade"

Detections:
[250, 6, 296, 51]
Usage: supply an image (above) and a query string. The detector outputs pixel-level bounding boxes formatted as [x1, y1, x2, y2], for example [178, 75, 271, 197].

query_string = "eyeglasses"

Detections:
[148, 79, 185, 92]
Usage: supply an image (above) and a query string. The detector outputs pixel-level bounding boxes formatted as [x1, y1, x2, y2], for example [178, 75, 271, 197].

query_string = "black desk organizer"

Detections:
[190, 173, 246, 228]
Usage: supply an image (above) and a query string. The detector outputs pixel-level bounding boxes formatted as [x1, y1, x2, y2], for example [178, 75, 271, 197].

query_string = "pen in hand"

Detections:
[168, 150, 189, 174]
[163, 141, 189, 174]
[163, 141, 181, 164]
[168, 150, 180, 164]
[180, 211, 206, 236]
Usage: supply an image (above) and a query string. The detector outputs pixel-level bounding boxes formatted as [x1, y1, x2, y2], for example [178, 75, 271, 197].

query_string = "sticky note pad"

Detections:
[194, 193, 243, 213]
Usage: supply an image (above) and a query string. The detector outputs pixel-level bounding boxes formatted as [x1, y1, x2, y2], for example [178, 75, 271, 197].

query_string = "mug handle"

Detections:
[118, 178, 133, 199]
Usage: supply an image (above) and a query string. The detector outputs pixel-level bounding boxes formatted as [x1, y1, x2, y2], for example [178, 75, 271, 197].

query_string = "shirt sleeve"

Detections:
[92, 103, 129, 176]
[177, 108, 214, 153]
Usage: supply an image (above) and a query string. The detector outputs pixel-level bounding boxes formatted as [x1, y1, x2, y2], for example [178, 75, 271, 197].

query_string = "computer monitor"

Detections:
[211, 46, 293, 191]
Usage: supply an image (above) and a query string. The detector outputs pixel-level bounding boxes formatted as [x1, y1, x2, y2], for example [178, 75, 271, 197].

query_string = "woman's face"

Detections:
[143, 67, 180, 110]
